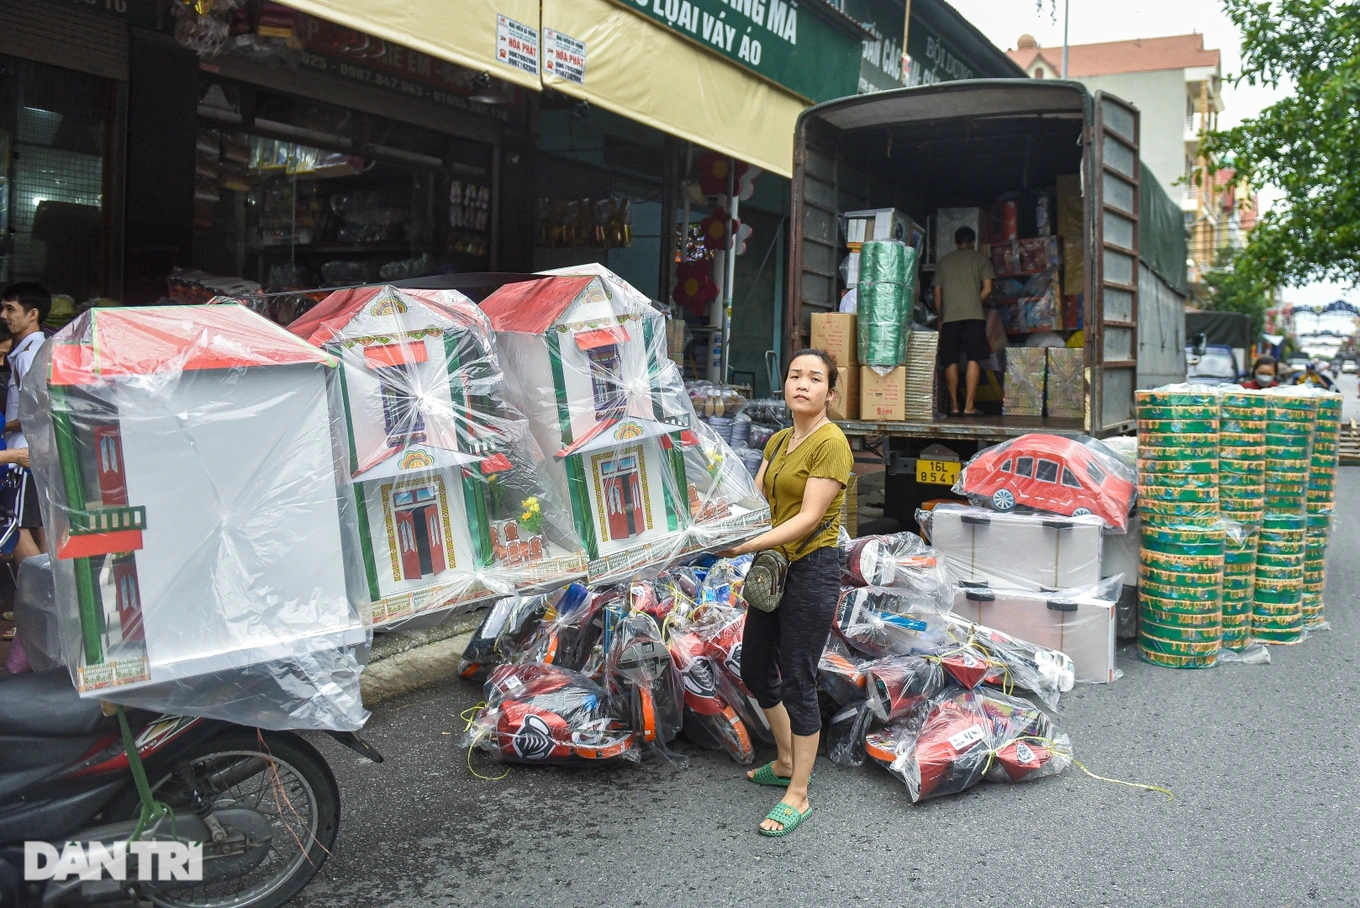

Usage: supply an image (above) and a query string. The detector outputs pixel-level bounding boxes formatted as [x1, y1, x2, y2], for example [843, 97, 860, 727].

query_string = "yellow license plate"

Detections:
[916, 459, 961, 486]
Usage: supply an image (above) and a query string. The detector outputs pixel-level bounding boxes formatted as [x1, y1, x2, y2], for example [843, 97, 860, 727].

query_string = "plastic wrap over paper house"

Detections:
[289, 285, 587, 627]
[23, 304, 368, 725]
[481, 266, 767, 580]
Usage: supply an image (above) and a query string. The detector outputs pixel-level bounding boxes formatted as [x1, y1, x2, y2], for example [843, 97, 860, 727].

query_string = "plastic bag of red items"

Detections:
[833, 587, 952, 659]
[842, 531, 952, 612]
[817, 637, 874, 707]
[825, 700, 876, 768]
[865, 688, 1070, 802]
[864, 655, 948, 722]
[952, 433, 1137, 531]
[942, 617, 1075, 708]
[685, 604, 774, 744]
[464, 662, 640, 766]
[604, 611, 684, 758]
[509, 585, 614, 674]
[668, 626, 755, 764]
[458, 583, 589, 681]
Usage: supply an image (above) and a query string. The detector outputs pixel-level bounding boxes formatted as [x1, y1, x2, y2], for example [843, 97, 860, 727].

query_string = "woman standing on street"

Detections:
[719, 349, 853, 837]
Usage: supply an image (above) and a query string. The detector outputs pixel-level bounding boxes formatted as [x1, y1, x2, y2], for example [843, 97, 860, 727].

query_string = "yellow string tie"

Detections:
[459, 703, 511, 782]
[997, 735, 1175, 802]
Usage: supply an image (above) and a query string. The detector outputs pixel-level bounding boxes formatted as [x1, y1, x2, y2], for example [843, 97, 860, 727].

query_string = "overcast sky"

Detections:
[947, 0, 1352, 307]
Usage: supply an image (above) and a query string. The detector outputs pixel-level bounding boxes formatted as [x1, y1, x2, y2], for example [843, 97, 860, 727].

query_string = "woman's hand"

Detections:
[715, 541, 752, 558]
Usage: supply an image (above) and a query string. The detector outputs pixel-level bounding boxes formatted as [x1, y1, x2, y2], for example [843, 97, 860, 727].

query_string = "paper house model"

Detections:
[481, 267, 766, 579]
[33, 304, 367, 697]
[289, 285, 587, 626]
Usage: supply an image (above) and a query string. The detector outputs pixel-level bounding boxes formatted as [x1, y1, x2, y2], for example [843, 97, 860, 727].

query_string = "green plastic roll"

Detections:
[860, 239, 915, 285]
[856, 280, 908, 369]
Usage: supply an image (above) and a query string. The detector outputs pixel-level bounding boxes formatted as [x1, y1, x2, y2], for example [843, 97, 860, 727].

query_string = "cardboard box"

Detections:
[927, 505, 1105, 591]
[846, 208, 912, 247]
[1056, 174, 1082, 237]
[829, 366, 860, 420]
[1061, 236, 1084, 296]
[952, 586, 1116, 683]
[810, 312, 858, 367]
[934, 207, 989, 262]
[1004, 346, 1046, 417]
[1046, 346, 1085, 419]
[860, 365, 907, 421]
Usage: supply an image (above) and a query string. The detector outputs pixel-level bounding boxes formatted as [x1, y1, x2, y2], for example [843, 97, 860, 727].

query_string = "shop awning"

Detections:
[280, 0, 544, 92]
[539, 0, 805, 177]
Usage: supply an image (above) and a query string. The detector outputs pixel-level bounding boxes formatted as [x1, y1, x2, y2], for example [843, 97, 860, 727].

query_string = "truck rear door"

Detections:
[1091, 92, 1141, 434]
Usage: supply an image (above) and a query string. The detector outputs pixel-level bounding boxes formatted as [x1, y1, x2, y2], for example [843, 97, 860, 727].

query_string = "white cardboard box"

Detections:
[927, 504, 1104, 591]
[952, 585, 1117, 683]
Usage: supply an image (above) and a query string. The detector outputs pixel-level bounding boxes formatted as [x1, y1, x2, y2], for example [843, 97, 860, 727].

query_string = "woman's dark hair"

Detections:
[1251, 354, 1277, 373]
[788, 348, 838, 390]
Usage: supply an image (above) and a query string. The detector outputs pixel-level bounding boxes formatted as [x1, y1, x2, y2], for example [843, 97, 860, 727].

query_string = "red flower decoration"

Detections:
[697, 152, 760, 199]
[700, 209, 737, 250]
[672, 260, 718, 316]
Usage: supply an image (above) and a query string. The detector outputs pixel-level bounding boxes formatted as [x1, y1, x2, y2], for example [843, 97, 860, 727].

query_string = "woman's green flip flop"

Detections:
[758, 802, 812, 837]
[748, 762, 791, 787]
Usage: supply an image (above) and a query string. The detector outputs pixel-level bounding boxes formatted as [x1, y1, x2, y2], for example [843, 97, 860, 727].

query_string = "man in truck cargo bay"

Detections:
[933, 226, 994, 417]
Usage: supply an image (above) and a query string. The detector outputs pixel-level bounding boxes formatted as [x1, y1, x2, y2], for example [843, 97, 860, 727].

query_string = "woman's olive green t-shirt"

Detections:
[762, 423, 854, 560]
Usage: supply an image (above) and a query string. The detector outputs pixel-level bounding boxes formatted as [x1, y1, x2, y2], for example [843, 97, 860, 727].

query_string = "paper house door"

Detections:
[601, 452, 645, 540]
[393, 483, 449, 579]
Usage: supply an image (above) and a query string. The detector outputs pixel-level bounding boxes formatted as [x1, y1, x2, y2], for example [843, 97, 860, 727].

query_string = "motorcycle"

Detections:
[0, 561, 382, 908]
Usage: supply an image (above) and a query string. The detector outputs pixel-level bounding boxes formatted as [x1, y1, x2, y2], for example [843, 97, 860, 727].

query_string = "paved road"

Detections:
[295, 470, 1360, 908]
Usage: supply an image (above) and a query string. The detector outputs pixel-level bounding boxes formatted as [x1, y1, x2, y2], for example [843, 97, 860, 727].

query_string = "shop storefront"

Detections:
[1, 0, 1020, 397]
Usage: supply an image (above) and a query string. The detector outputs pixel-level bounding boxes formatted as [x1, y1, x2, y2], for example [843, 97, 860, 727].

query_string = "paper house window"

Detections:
[287, 284, 587, 627]
[586, 345, 624, 418]
[377, 364, 426, 445]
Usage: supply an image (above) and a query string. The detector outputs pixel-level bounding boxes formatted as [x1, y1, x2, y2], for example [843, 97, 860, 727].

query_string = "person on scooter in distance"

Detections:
[1241, 355, 1278, 390]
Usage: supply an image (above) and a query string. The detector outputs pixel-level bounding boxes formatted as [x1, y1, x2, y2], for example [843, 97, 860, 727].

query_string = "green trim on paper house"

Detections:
[546, 332, 574, 446]
[352, 482, 383, 603]
[47, 384, 104, 666]
[565, 453, 599, 561]
[664, 435, 689, 533]
[461, 470, 494, 568]
[642, 318, 668, 423]
[334, 352, 361, 475]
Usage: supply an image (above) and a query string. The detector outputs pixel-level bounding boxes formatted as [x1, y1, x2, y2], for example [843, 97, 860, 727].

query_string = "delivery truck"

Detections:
[787, 79, 1187, 521]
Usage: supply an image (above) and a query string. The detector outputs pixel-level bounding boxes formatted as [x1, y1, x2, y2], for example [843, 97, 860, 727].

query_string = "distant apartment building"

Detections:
[1007, 33, 1253, 297]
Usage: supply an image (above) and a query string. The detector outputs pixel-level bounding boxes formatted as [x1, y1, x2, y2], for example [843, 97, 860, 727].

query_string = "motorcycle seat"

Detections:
[0, 669, 112, 736]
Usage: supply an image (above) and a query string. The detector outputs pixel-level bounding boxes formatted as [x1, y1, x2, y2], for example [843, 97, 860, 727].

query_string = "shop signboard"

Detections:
[842, 0, 905, 93]
[904, 16, 977, 86]
[610, 0, 865, 102]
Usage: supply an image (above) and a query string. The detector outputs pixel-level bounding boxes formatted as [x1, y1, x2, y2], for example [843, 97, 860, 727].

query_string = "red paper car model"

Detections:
[958, 434, 1135, 529]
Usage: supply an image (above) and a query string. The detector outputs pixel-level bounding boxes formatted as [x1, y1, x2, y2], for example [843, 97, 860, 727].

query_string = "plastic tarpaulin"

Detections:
[539, 0, 804, 177]
[22, 304, 371, 730]
[1141, 162, 1189, 296]
[281, 0, 543, 91]
[1186, 311, 1252, 351]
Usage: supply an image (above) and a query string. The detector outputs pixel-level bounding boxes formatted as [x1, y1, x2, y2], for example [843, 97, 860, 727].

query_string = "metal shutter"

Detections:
[0, 0, 129, 80]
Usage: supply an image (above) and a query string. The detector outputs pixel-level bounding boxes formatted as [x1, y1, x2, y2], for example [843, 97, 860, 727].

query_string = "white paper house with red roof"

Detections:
[481, 268, 767, 579]
[34, 304, 367, 699]
[289, 285, 586, 626]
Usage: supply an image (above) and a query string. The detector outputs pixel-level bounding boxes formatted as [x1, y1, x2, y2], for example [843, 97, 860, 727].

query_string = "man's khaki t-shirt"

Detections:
[762, 423, 853, 561]
[935, 247, 995, 324]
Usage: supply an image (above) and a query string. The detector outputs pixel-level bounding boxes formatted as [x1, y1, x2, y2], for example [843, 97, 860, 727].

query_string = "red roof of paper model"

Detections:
[287, 285, 477, 346]
[480, 276, 594, 334]
[49, 304, 334, 386]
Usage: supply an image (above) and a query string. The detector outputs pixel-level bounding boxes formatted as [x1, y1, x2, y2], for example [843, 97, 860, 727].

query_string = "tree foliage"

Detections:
[1201, 248, 1273, 338]
[1201, 0, 1360, 289]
